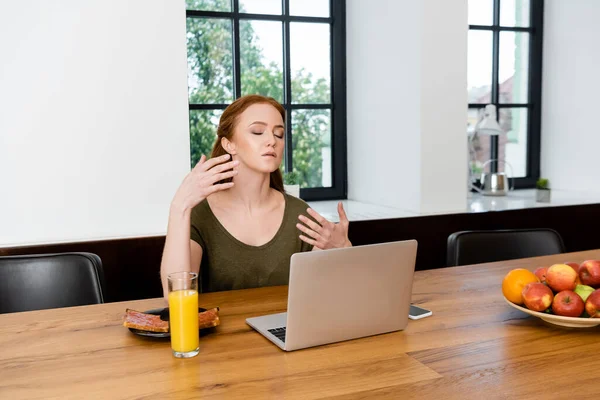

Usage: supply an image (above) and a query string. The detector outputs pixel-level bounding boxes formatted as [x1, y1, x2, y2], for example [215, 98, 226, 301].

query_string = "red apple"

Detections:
[552, 290, 585, 317]
[546, 264, 578, 292]
[564, 262, 580, 273]
[585, 289, 600, 318]
[534, 266, 548, 283]
[522, 282, 554, 312]
[565, 262, 582, 284]
[579, 260, 600, 288]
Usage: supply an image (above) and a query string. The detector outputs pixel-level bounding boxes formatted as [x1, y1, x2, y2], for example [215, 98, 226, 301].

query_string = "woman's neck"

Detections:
[224, 166, 275, 213]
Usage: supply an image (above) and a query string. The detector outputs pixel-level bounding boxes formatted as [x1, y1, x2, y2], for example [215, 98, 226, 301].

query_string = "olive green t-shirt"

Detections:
[190, 193, 314, 293]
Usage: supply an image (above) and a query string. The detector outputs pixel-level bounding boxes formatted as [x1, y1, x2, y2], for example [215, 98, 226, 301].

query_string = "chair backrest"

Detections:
[0, 252, 106, 314]
[446, 228, 566, 267]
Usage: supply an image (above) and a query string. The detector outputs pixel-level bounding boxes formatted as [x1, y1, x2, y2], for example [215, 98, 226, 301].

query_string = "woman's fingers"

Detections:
[210, 160, 239, 174]
[306, 208, 328, 226]
[337, 202, 349, 224]
[296, 222, 320, 240]
[199, 153, 231, 172]
[299, 235, 318, 247]
[206, 181, 234, 195]
[298, 214, 323, 233]
[174, 155, 236, 210]
[192, 154, 207, 170]
[209, 170, 238, 184]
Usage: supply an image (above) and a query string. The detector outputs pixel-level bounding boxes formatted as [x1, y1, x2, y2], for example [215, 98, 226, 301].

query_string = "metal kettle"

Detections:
[480, 159, 514, 196]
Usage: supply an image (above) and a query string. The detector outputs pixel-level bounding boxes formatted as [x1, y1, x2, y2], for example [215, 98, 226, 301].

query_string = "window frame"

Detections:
[468, 0, 544, 188]
[186, 0, 347, 201]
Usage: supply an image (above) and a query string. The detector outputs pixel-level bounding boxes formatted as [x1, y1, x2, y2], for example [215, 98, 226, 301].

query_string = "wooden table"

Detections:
[1, 250, 599, 399]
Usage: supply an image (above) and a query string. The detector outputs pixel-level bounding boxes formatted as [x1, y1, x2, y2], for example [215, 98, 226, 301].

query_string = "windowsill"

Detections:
[307, 199, 416, 223]
[307, 189, 600, 222]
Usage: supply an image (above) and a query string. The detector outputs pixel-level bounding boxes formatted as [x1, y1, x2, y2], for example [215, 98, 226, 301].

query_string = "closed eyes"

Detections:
[249, 121, 284, 139]
[251, 131, 284, 139]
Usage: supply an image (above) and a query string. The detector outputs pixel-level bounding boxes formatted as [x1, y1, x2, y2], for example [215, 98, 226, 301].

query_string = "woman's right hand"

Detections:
[171, 153, 239, 213]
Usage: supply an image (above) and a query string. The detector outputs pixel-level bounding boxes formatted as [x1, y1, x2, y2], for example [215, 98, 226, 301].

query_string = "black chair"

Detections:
[446, 228, 566, 267]
[0, 252, 106, 314]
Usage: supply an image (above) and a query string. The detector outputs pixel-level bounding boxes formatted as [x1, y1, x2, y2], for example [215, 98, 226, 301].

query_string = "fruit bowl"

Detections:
[503, 296, 600, 328]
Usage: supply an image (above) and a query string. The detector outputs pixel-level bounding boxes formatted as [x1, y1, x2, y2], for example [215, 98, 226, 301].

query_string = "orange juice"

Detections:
[168, 289, 199, 354]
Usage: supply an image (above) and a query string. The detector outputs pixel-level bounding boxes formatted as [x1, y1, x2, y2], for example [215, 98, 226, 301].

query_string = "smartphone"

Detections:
[409, 305, 432, 320]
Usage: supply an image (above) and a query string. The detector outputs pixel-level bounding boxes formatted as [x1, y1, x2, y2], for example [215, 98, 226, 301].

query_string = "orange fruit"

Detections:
[502, 268, 539, 305]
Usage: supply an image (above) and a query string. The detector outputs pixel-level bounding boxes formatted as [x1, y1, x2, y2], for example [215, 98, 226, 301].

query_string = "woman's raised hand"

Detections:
[171, 154, 238, 212]
[296, 202, 351, 250]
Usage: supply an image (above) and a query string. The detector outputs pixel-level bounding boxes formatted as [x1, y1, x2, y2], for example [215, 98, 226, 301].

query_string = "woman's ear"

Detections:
[221, 137, 237, 155]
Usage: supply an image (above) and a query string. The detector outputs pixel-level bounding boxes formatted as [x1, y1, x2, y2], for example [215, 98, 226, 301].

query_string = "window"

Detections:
[467, 0, 543, 188]
[185, 0, 347, 200]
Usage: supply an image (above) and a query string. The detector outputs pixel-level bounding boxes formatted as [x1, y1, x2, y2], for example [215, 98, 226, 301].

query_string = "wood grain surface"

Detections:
[1, 250, 599, 399]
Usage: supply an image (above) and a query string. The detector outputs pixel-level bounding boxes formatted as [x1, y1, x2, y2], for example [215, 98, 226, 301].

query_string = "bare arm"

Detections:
[159, 205, 204, 298]
[190, 241, 203, 275]
[159, 154, 238, 298]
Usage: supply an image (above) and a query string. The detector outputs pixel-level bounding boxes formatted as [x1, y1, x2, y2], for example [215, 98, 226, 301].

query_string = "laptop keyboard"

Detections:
[267, 327, 286, 343]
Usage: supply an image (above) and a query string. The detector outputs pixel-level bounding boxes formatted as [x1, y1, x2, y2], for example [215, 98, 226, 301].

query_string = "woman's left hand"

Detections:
[297, 202, 352, 250]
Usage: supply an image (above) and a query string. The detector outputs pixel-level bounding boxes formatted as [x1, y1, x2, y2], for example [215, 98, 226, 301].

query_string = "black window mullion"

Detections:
[186, 10, 330, 23]
[470, 103, 532, 109]
[189, 104, 229, 110]
[289, 103, 332, 109]
[232, 1, 242, 99]
[240, 14, 330, 23]
[527, 0, 544, 181]
[326, 0, 347, 200]
[283, 0, 293, 172]
[469, 25, 532, 32]
[186, 10, 234, 18]
[490, 0, 501, 173]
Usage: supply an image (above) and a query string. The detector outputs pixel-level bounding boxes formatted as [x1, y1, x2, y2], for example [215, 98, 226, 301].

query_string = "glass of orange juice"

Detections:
[167, 272, 199, 358]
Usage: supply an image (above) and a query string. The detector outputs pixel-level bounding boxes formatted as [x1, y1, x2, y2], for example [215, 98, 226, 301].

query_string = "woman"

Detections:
[160, 95, 351, 295]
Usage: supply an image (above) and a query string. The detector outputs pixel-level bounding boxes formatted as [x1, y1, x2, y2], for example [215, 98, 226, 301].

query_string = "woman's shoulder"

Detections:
[190, 198, 212, 225]
[283, 192, 310, 216]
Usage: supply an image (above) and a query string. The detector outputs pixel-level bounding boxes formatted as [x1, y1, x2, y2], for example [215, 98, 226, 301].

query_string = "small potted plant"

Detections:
[283, 170, 300, 198]
[536, 178, 551, 203]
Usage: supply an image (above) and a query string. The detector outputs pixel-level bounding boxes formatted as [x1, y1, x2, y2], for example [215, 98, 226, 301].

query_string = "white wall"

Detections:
[346, 0, 467, 214]
[0, 0, 190, 247]
[541, 0, 600, 192]
[419, 0, 468, 213]
[346, 0, 422, 212]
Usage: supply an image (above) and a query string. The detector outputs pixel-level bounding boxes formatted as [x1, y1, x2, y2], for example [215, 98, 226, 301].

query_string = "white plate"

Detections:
[504, 297, 600, 328]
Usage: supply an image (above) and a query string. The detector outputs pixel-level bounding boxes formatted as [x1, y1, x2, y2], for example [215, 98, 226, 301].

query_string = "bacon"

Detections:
[123, 308, 220, 332]
[198, 307, 220, 329]
[123, 309, 168, 332]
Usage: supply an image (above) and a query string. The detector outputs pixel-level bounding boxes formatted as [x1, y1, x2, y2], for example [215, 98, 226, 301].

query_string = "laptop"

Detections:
[246, 240, 418, 351]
